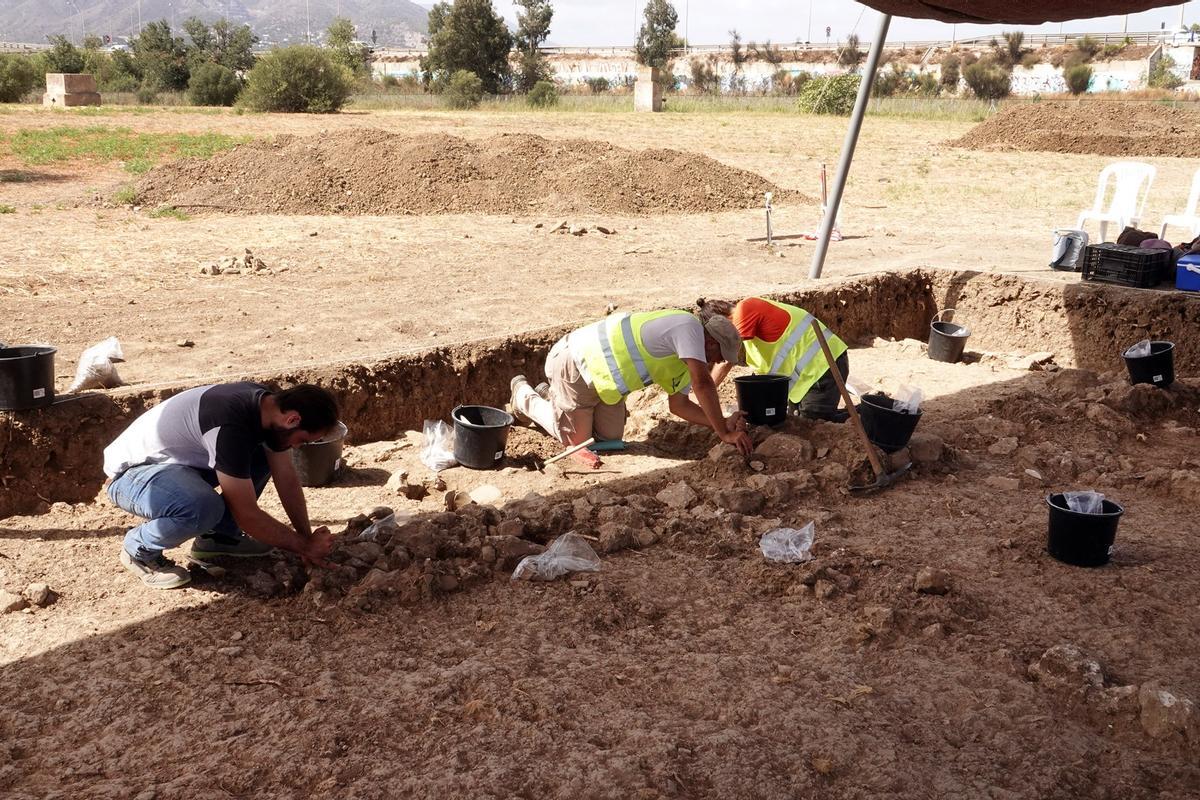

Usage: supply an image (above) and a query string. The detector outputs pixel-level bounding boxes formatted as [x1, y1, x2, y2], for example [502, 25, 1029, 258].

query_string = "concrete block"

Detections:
[634, 65, 662, 112]
[43, 92, 102, 108]
[46, 73, 98, 94]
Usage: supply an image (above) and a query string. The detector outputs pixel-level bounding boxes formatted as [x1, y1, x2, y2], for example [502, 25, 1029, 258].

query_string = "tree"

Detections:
[327, 16, 370, 76]
[132, 20, 190, 91]
[1148, 54, 1184, 89]
[0, 55, 39, 102]
[688, 56, 719, 94]
[963, 59, 1011, 100]
[940, 54, 961, 92]
[42, 35, 85, 74]
[422, 0, 513, 94]
[241, 45, 352, 112]
[1064, 64, 1092, 95]
[188, 62, 241, 105]
[998, 31, 1026, 67]
[513, 0, 553, 93]
[838, 33, 863, 67]
[635, 0, 679, 69]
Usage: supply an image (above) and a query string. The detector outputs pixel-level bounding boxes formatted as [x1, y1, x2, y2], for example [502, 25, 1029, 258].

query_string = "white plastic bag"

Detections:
[893, 384, 924, 415]
[1065, 491, 1105, 515]
[420, 419, 457, 472]
[512, 532, 601, 581]
[68, 337, 124, 392]
[759, 523, 815, 563]
[845, 377, 872, 397]
[1126, 340, 1152, 358]
[359, 513, 399, 541]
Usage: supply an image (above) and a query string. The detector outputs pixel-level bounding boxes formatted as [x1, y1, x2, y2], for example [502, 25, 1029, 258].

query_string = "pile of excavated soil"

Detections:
[135, 130, 808, 216]
[950, 101, 1200, 157]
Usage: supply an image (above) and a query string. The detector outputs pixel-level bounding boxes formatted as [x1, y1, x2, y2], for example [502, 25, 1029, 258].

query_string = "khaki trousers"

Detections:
[514, 336, 627, 444]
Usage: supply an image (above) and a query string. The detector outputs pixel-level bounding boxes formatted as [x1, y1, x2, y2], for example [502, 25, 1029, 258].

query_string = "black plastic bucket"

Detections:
[0, 345, 56, 411]
[928, 309, 970, 364]
[452, 405, 513, 470]
[1122, 340, 1175, 388]
[291, 421, 347, 487]
[857, 393, 922, 453]
[735, 373, 789, 427]
[1046, 493, 1124, 567]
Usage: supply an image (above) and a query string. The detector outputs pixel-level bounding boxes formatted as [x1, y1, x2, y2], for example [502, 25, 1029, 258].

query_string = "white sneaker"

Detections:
[120, 548, 191, 590]
[509, 375, 532, 423]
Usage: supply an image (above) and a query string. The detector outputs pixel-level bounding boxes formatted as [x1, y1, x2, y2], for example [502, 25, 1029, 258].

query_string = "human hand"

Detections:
[300, 525, 334, 569]
[725, 410, 748, 433]
[721, 429, 754, 456]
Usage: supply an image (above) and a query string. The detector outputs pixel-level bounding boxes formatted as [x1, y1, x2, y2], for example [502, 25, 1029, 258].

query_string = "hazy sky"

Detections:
[490, 1, 1196, 47]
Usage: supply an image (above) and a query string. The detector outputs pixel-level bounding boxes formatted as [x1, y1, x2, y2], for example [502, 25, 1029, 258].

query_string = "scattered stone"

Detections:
[1028, 643, 1106, 693]
[569, 225, 587, 236]
[595, 225, 616, 235]
[814, 579, 838, 600]
[633, 529, 659, 548]
[433, 476, 447, 492]
[713, 488, 766, 515]
[1085, 402, 1134, 434]
[365, 505, 394, 521]
[1023, 468, 1044, 482]
[176, 339, 195, 348]
[550, 220, 568, 233]
[25, 583, 55, 607]
[496, 518, 525, 538]
[907, 432, 944, 465]
[754, 434, 815, 462]
[922, 623, 946, 638]
[0, 590, 29, 614]
[469, 485, 503, 505]
[656, 481, 698, 509]
[585, 487, 621, 507]
[490, 536, 544, 569]
[1096, 684, 1140, 716]
[914, 566, 952, 595]
[707, 442, 740, 461]
[245, 571, 280, 597]
[984, 476, 1021, 492]
[887, 448, 911, 471]
[988, 437, 1019, 456]
[598, 522, 636, 554]
[216, 646, 244, 657]
[1138, 682, 1198, 740]
[749, 460, 766, 471]
[1008, 351, 1056, 371]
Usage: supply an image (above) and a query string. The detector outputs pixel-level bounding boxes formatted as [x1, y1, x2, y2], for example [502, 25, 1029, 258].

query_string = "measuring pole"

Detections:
[808, 12, 891, 279]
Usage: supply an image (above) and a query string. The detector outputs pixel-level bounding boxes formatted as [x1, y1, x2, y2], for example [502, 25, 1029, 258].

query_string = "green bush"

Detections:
[1148, 55, 1184, 90]
[527, 80, 558, 107]
[1075, 35, 1102, 61]
[1065, 64, 1092, 96]
[188, 62, 241, 106]
[797, 74, 861, 115]
[381, 74, 399, 88]
[963, 61, 1011, 100]
[940, 55, 960, 92]
[136, 82, 160, 104]
[444, 69, 483, 109]
[0, 55, 39, 103]
[584, 76, 610, 93]
[240, 46, 353, 113]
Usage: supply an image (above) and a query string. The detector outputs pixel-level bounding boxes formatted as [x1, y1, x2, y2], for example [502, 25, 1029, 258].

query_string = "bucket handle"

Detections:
[933, 308, 958, 324]
[1185, 265, 1200, 276]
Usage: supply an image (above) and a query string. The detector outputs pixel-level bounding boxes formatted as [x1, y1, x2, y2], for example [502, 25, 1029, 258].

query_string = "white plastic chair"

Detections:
[1159, 168, 1200, 241]
[1075, 161, 1156, 243]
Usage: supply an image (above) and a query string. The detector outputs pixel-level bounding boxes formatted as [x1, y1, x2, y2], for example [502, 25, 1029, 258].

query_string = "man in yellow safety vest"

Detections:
[510, 309, 754, 468]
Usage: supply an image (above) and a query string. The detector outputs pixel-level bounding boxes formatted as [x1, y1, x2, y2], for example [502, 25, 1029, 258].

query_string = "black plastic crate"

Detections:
[1081, 243, 1170, 289]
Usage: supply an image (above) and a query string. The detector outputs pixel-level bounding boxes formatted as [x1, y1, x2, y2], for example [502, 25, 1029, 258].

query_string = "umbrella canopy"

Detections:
[856, 1, 1172, 24]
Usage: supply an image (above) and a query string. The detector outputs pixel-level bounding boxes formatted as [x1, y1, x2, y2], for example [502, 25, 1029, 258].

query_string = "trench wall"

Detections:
[3, 269, 1198, 519]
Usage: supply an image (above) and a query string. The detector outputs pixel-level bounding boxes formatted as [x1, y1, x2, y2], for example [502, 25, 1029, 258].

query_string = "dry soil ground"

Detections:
[2, 104, 1199, 798]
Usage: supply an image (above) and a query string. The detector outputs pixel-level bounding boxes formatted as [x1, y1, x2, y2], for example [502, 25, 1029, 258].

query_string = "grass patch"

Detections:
[112, 185, 139, 205]
[0, 204, 15, 214]
[148, 205, 191, 220]
[0, 126, 250, 173]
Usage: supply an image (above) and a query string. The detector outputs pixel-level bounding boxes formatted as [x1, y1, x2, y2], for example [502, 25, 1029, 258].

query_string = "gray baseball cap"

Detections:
[701, 314, 745, 366]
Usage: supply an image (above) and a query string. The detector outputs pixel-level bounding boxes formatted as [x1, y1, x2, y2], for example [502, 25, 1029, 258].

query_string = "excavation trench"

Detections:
[2, 268, 1199, 519]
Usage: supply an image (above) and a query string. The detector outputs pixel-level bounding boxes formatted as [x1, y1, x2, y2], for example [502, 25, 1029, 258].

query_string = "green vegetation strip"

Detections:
[0, 126, 250, 173]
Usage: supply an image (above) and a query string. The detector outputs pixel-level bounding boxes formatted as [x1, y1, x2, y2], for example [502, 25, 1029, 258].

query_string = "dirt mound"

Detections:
[135, 130, 808, 216]
[950, 102, 1200, 157]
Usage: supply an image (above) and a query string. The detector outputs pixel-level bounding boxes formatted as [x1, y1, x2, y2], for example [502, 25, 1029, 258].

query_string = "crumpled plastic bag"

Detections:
[1126, 340, 1152, 358]
[68, 337, 125, 392]
[512, 532, 601, 581]
[359, 513, 400, 541]
[420, 419, 457, 472]
[893, 384, 924, 415]
[759, 523, 815, 563]
[1065, 491, 1105, 515]
[845, 377, 872, 397]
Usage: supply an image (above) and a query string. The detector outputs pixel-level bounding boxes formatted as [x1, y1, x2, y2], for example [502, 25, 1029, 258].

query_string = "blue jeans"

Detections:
[108, 450, 270, 560]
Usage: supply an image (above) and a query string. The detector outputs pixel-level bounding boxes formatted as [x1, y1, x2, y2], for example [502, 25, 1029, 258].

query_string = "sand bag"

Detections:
[1065, 491, 1105, 515]
[420, 420, 457, 472]
[68, 337, 125, 393]
[512, 532, 601, 581]
[759, 524, 815, 563]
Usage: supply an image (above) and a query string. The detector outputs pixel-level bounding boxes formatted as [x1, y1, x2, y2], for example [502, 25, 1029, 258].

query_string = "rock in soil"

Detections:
[1027, 643, 1106, 694]
[913, 566, 952, 595]
[656, 481, 698, 510]
[25, 583, 56, 607]
[1138, 682, 1199, 741]
[0, 590, 29, 614]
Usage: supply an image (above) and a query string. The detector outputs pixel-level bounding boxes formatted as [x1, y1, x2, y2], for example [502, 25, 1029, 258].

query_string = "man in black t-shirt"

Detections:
[104, 383, 340, 589]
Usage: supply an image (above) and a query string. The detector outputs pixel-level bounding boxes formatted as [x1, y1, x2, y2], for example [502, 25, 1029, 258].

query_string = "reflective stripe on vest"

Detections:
[580, 310, 694, 404]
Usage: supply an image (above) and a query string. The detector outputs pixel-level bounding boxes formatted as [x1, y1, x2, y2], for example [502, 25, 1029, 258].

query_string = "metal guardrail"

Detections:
[0, 41, 49, 52]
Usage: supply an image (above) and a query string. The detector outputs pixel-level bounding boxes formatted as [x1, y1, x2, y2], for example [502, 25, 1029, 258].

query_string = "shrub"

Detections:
[380, 74, 400, 88]
[188, 62, 241, 106]
[1075, 36, 1102, 61]
[136, 82, 160, 104]
[770, 69, 809, 96]
[797, 74, 861, 115]
[240, 46, 353, 113]
[0, 55, 39, 103]
[688, 57, 720, 94]
[444, 69, 483, 109]
[963, 61, 1011, 100]
[584, 76, 610, 94]
[1065, 64, 1093, 95]
[838, 34, 863, 67]
[527, 79, 558, 107]
[940, 54, 960, 91]
[913, 72, 940, 97]
[872, 64, 908, 97]
[1148, 55, 1184, 90]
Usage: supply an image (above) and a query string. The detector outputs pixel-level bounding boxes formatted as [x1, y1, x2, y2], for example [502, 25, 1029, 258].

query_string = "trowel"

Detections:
[810, 321, 911, 494]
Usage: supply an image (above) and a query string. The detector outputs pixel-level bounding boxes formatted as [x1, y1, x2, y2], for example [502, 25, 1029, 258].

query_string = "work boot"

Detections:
[509, 375, 532, 424]
[120, 548, 191, 590]
[191, 532, 274, 559]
